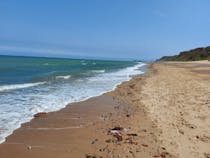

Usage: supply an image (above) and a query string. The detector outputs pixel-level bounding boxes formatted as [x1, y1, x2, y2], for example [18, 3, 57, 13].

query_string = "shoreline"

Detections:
[0, 62, 210, 158]
[0, 62, 146, 143]
[0, 64, 156, 158]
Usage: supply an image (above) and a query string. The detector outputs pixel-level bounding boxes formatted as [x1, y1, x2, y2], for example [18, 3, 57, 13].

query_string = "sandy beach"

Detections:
[0, 62, 210, 158]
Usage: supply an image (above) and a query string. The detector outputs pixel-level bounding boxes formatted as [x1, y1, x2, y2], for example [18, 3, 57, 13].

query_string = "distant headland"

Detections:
[158, 46, 210, 61]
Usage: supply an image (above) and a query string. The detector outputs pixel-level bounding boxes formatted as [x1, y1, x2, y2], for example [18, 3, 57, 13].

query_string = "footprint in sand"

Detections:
[196, 135, 210, 143]
[204, 153, 210, 158]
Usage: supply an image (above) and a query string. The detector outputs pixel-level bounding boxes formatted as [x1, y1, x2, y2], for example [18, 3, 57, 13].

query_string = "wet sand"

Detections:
[0, 61, 210, 158]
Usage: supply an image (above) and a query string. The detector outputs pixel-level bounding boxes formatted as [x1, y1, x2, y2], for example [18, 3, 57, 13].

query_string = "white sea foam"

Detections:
[81, 63, 87, 65]
[91, 70, 105, 73]
[0, 62, 146, 144]
[55, 75, 71, 80]
[0, 82, 46, 92]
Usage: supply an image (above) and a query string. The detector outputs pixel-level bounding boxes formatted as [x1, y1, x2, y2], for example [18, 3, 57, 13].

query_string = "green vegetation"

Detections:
[158, 46, 210, 61]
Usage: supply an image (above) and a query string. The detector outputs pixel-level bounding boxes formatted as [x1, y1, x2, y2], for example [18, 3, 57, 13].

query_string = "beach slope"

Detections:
[0, 62, 210, 158]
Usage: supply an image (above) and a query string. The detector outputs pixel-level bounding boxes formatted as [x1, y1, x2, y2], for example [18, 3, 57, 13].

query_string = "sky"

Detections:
[1, 0, 210, 60]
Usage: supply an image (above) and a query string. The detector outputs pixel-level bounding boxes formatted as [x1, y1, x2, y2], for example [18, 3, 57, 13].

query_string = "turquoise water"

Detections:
[0, 55, 145, 143]
[0, 55, 136, 85]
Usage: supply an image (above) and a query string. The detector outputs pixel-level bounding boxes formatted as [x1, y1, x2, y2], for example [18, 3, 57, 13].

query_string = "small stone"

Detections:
[127, 133, 138, 136]
[85, 154, 97, 158]
[142, 144, 148, 147]
[161, 147, 166, 150]
[34, 112, 47, 118]
[142, 129, 147, 132]
[91, 138, 98, 144]
[113, 133, 123, 141]
[27, 146, 32, 150]
[111, 127, 124, 131]
[105, 139, 113, 143]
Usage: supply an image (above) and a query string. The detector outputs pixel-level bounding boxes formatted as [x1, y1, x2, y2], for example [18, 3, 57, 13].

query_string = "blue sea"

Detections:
[0, 55, 146, 143]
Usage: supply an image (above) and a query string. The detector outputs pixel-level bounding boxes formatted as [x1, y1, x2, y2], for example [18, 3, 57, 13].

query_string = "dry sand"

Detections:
[0, 62, 210, 158]
[138, 62, 210, 158]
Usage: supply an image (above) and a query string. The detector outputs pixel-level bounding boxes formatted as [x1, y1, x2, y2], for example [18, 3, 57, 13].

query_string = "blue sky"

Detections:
[1, 0, 210, 60]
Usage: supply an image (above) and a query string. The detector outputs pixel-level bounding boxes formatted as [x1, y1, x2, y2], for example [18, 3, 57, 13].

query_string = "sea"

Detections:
[0, 55, 146, 143]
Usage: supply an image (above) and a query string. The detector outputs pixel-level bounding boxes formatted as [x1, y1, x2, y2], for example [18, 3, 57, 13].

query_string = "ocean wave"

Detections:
[55, 75, 71, 80]
[0, 82, 46, 92]
[91, 70, 105, 73]
[87, 62, 145, 82]
[81, 63, 87, 65]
